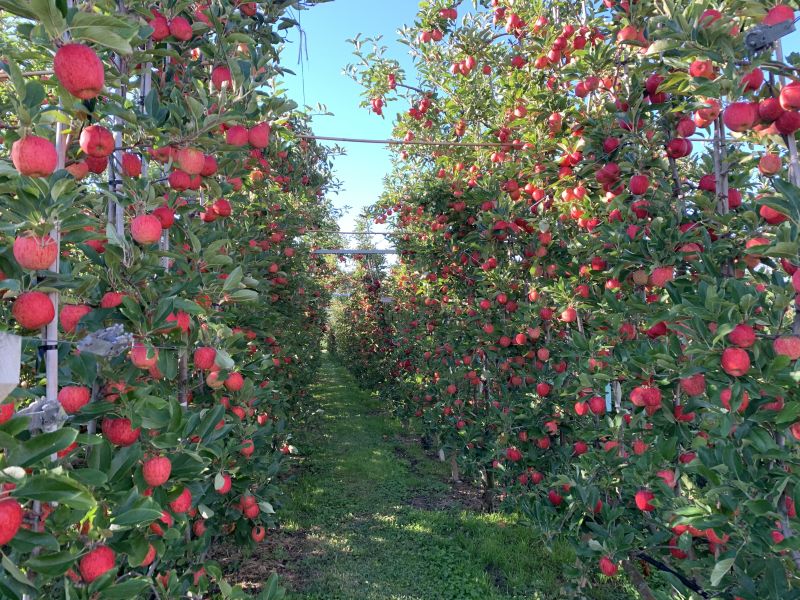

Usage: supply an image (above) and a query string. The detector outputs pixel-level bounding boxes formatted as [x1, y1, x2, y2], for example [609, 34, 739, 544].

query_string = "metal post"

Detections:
[777, 41, 800, 187]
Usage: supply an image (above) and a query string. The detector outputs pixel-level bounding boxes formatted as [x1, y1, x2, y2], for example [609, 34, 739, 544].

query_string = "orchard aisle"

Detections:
[275, 356, 635, 600]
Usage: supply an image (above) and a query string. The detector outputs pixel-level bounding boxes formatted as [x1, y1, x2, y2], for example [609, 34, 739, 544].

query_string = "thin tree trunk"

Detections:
[622, 559, 657, 600]
[480, 468, 494, 512]
[450, 454, 460, 483]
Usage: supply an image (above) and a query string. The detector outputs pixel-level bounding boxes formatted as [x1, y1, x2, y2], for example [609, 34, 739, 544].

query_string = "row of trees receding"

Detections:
[334, 1, 800, 597]
[0, 0, 339, 597]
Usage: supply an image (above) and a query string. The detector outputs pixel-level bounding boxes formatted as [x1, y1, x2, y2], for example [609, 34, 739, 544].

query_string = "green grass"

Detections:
[280, 357, 638, 600]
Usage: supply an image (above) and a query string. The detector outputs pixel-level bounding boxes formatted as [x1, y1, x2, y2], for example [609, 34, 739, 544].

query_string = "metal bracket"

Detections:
[745, 20, 796, 54]
[76, 324, 134, 358]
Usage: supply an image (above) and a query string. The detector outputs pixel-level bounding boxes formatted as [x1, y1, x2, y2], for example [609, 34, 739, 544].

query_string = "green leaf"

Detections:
[1, 553, 36, 591]
[0, 0, 37, 20]
[124, 535, 150, 567]
[196, 405, 226, 442]
[1, 57, 27, 100]
[207, 254, 234, 266]
[747, 428, 780, 453]
[228, 289, 259, 303]
[174, 298, 206, 314]
[25, 550, 77, 577]
[0, 574, 24, 600]
[743, 499, 775, 517]
[156, 349, 178, 383]
[69, 468, 108, 487]
[94, 578, 149, 599]
[10, 529, 59, 554]
[766, 242, 799, 259]
[105, 221, 126, 248]
[13, 474, 95, 511]
[776, 401, 800, 425]
[710, 557, 735, 586]
[766, 178, 800, 224]
[214, 349, 235, 370]
[30, 0, 66, 37]
[111, 505, 162, 527]
[224, 579, 240, 596]
[0, 160, 18, 177]
[188, 230, 202, 255]
[69, 12, 136, 54]
[119, 296, 145, 324]
[23, 81, 45, 109]
[645, 39, 681, 55]
[223, 266, 243, 291]
[107, 444, 143, 485]
[185, 95, 205, 121]
[6, 428, 77, 467]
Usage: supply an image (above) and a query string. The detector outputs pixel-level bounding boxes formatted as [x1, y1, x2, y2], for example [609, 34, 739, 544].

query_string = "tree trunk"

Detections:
[450, 454, 460, 483]
[622, 559, 656, 600]
[480, 468, 494, 512]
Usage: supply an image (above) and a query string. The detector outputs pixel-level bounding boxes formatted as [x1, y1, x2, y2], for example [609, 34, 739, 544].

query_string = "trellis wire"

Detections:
[296, 133, 757, 148]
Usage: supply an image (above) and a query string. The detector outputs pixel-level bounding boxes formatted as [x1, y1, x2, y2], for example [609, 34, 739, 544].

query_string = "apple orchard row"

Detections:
[0, 1, 339, 598]
[333, 1, 800, 597]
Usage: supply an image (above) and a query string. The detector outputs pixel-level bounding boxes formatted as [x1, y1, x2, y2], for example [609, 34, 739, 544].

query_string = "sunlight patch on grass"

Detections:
[281, 359, 640, 600]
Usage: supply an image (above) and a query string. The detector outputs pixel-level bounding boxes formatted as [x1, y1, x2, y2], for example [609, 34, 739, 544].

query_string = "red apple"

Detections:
[723, 102, 758, 133]
[54, 43, 105, 100]
[11, 136, 57, 177]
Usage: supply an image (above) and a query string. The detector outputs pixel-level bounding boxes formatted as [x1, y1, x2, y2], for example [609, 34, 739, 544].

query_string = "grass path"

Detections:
[278, 357, 635, 600]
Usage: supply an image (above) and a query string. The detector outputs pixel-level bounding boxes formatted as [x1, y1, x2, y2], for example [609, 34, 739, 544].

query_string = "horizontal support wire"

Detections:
[298, 134, 509, 148]
[14, 335, 182, 351]
[298, 134, 757, 148]
[313, 249, 397, 255]
[305, 230, 391, 235]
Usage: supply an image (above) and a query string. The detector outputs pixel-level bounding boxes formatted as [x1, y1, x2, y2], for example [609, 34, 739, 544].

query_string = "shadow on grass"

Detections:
[268, 357, 638, 600]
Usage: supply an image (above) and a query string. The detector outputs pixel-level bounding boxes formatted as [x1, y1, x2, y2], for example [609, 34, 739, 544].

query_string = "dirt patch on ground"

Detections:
[485, 563, 509, 591]
[392, 444, 422, 473]
[391, 441, 485, 512]
[407, 479, 484, 511]
[393, 432, 426, 447]
[211, 527, 316, 592]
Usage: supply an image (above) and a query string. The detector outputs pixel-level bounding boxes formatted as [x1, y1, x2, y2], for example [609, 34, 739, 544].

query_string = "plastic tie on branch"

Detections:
[17, 396, 68, 433]
[76, 324, 134, 358]
[745, 20, 796, 54]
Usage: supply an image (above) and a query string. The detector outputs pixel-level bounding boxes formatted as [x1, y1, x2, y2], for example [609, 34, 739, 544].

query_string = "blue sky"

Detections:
[283, 0, 421, 246]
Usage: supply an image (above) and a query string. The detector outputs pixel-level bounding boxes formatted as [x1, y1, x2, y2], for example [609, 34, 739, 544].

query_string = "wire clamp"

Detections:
[18, 396, 68, 432]
[76, 324, 133, 358]
[745, 20, 796, 53]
